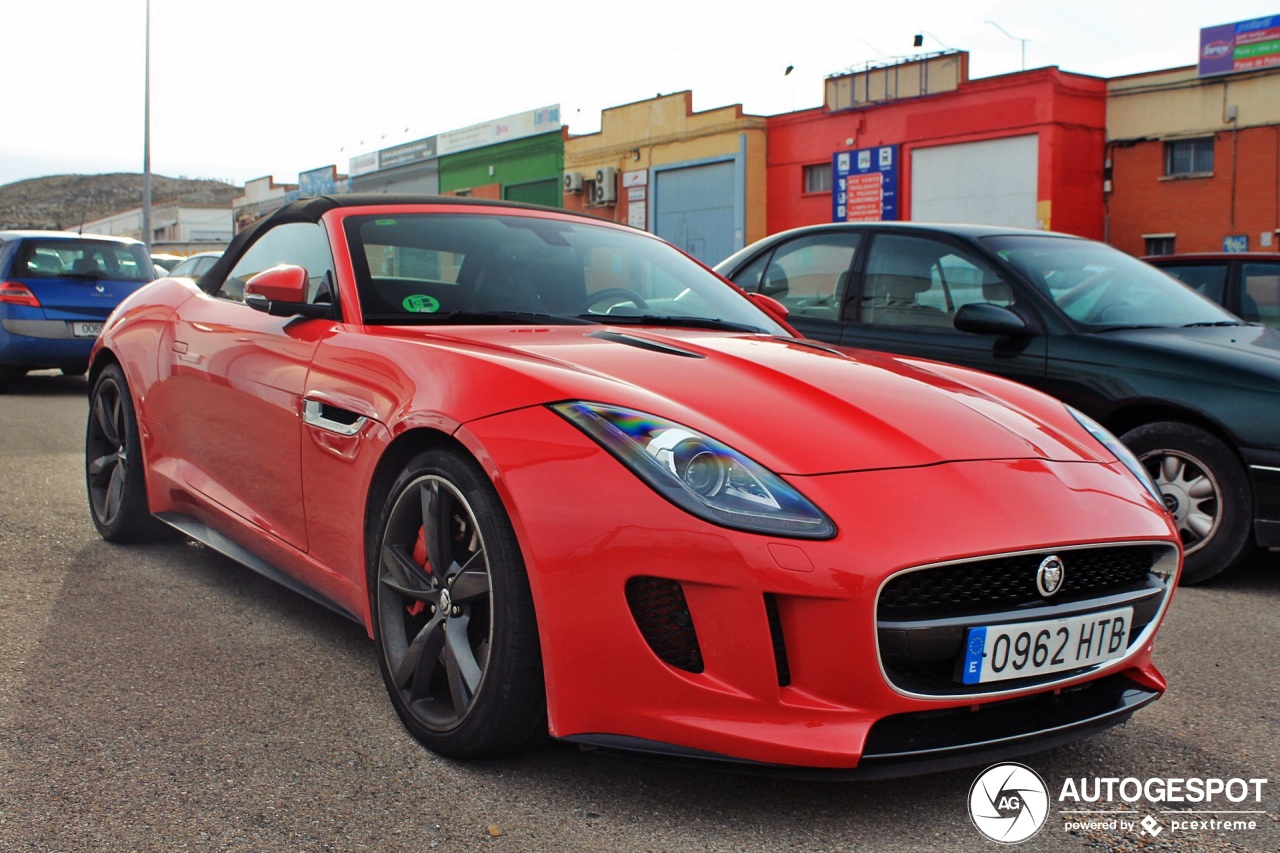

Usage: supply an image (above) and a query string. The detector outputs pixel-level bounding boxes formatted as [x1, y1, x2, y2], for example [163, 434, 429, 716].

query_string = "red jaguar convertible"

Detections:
[85, 196, 1180, 775]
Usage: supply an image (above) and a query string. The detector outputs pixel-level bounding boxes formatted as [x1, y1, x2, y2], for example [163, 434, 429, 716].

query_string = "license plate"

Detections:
[70, 322, 103, 338]
[960, 607, 1133, 684]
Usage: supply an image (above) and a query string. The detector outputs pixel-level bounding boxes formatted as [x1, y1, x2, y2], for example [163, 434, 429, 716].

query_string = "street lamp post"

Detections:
[142, 0, 152, 250]
[985, 19, 1029, 72]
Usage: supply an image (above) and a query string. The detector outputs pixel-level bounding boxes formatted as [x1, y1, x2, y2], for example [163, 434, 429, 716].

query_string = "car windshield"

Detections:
[344, 212, 787, 335]
[982, 235, 1241, 329]
[14, 238, 155, 282]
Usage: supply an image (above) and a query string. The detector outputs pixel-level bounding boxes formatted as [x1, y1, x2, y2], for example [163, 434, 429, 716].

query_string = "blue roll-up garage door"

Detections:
[654, 161, 735, 265]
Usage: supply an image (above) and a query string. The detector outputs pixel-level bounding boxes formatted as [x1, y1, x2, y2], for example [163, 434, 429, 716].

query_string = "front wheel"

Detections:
[369, 447, 545, 758]
[85, 364, 164, 542]
[1121, 421, 1253, 584]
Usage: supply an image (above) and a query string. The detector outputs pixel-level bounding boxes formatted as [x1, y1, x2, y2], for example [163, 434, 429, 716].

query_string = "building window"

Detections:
[1164, 138, 1213, 176]
[1144, 235, 1176, 256]
[803, 164, 832, 194]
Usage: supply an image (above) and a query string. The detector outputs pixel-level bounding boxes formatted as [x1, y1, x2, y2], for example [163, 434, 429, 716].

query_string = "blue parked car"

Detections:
[0, 231, 156, 392]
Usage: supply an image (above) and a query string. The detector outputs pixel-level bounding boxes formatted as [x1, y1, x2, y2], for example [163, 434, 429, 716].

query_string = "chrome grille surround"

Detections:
[875, 541, 1179, 700]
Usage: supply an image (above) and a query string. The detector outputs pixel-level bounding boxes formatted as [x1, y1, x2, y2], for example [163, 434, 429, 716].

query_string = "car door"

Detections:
[727, 231, 861, 343]
[157, 221, 337, 551]
[838, 231, 1048, 386]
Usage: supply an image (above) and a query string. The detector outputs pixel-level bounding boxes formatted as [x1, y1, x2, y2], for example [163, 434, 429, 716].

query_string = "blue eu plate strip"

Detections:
[962, 627, 987, 685]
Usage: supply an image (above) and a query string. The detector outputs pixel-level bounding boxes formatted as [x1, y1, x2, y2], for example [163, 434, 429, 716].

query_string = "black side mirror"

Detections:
[953, 303, 1028, 336]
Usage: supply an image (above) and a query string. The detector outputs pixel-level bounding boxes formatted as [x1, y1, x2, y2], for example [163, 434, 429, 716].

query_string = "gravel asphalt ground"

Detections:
[1, 371, 1277, 852]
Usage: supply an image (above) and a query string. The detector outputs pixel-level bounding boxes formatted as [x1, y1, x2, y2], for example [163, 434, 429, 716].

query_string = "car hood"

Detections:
[1081, 324, 1280, 386]
[372, 325, 1107, 475]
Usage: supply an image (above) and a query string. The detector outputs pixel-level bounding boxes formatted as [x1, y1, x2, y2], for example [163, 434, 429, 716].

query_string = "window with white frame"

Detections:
[1164, 138, 1213, 177]
[803, 164, 833, 194]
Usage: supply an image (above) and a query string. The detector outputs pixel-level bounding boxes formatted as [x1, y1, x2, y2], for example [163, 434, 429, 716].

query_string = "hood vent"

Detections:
[588, 330, 704, 358]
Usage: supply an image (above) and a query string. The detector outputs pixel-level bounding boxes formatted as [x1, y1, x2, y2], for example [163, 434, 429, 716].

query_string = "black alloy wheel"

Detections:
[370, 447, 545, 758]
[85, 364, 162, 542]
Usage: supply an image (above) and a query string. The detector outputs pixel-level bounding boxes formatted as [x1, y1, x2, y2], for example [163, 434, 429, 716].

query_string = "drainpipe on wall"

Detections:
[1223, 87, 1238, 232]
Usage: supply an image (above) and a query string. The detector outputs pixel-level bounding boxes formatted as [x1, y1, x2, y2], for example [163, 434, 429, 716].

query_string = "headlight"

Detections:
[1067, 406, 1165, 506]
[551, 401, 836, 539]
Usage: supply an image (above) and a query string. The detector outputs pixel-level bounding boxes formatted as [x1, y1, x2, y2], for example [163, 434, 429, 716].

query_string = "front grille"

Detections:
[625, 576, 704, 673]
[879, 545, 1160, 620]
[876, 543, 1176, 697]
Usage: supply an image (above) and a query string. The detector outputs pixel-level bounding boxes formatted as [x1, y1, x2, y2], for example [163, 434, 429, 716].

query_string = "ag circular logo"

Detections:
[969, 763, 1050, 844]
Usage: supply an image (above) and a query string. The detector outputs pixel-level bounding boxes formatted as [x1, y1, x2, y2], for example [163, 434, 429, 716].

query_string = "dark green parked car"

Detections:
[716, 222, 1280, 584]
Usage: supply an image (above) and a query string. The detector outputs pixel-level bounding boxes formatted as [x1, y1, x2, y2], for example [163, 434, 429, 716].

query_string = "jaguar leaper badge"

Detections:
[1036, 555, 1065, 598]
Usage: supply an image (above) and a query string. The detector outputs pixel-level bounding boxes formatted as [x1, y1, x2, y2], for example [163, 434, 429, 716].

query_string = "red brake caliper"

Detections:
[406, 527, 432, 617]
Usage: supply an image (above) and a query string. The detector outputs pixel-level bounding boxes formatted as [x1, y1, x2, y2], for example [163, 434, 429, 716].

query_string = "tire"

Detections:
[1121, 421, 1253, 584]
[368, 447, 546, 758]
[85, 364, 164, 542]
[0, 366, 25, 394]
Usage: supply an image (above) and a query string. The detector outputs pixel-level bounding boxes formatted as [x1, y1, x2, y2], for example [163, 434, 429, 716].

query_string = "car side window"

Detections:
[220, 222, 336, 306]
[732, 233, 860, 320]
[1242, 262, 1280, 328]
[859, 235, 1012, 328]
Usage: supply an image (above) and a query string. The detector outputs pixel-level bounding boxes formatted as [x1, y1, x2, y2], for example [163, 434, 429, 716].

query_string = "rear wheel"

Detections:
[86, 364, 163, 542]
[1121, 421, 1252, 584]
[0, 366, 25, 393]
[369, 447, 545, 758]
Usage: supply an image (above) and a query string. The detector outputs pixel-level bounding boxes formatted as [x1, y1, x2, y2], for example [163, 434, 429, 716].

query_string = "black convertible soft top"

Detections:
[198, 194, 608, 293]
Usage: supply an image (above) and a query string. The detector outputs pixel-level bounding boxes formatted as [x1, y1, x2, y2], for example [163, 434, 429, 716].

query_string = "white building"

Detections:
[81, 200, 233, 253]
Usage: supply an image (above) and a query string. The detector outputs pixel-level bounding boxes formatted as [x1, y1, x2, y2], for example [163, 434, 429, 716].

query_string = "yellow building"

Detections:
[563, 92, 766, 265]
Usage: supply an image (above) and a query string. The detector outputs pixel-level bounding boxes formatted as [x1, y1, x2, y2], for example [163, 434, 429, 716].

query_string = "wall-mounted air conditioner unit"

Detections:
[592, 167, 617, 205]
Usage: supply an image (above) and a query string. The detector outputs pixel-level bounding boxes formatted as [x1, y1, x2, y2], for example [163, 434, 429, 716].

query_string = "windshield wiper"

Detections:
[1093, 324, 1164, 332]
[580, 314, 763, 333]
[1181, 320, 1244, 328]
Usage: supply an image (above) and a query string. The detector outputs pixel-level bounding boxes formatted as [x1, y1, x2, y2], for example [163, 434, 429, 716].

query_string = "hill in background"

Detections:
[0, 173, 240, 231]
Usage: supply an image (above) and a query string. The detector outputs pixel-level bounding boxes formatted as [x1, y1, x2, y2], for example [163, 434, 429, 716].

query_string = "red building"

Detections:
[764, 52, 1108, 240]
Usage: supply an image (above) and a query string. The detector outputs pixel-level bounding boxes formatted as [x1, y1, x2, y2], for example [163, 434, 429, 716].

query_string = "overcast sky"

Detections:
[4, 0, 1276, 187]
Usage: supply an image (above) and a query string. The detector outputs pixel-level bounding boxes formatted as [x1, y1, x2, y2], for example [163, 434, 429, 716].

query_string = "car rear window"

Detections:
[13, 239, 155, 282]
[1153, 263, 1227, 303]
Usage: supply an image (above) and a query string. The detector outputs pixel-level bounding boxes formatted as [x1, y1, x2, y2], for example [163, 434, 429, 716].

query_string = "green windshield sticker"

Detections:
[403, 294, 441, 313]
[374, 219, 397, 226]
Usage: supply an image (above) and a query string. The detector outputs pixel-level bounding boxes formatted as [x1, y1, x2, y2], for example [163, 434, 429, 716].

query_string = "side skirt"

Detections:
[155, 511, 362, 624]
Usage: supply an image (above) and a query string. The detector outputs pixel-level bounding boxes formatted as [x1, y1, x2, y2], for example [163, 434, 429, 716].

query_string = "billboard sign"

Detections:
[833, 145, 899, 222]
[378, 136, 438, 170]
[438, 105, 562, 156]
[348, 152, 378, 177]
[1199, 15, 1280, 77]
[299, 166, 344, 197]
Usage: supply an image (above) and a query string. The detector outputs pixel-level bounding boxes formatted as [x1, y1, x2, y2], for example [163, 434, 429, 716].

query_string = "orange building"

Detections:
[1106, 62, 1280, 256]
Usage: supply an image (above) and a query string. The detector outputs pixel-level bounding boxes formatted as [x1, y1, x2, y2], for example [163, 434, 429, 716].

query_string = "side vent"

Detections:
[625, 576, 703, 673]
[763, 593, 791, 686]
